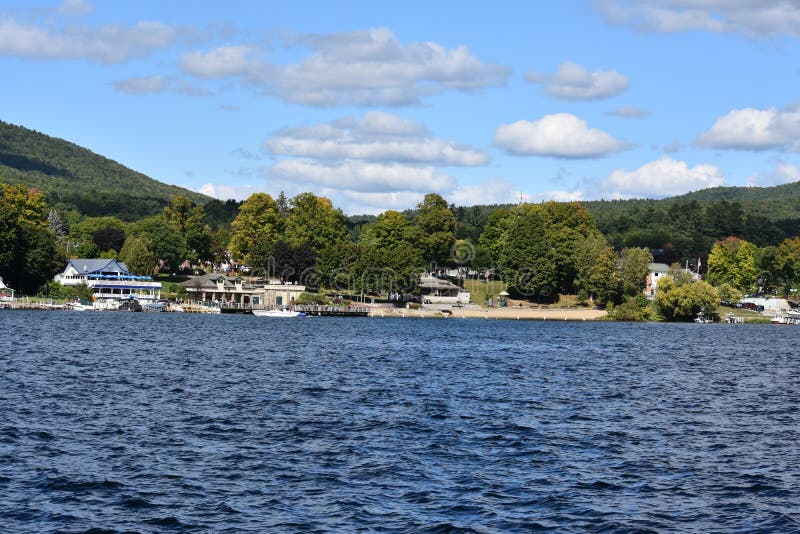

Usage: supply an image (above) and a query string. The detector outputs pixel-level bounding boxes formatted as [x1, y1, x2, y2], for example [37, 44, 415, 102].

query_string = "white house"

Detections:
[645, 263, 670, 299]
[0, 277, 14, 302]
[54, 259, 161, 302]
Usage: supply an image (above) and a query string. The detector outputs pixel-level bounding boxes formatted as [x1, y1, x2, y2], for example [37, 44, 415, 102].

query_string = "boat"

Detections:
[69, 301, 93, 311]
[772, 309, 800, 325]
[252, 309, 305, 317]
[694, 309, 713, 323]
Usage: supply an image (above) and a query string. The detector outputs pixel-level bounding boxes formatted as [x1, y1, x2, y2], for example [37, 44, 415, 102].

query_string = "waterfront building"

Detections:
[419, 275, 470, 307]
[54, 259, 162, 302]
[179, 275, 305, 308]
[0, 277, 14, 302]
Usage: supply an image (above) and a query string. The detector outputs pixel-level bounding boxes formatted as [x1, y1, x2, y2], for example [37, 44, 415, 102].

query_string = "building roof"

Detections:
[648, 263, 671, 274]
[419, 275, 461, 290]
[180, 274, 241, 290]
[0, 277, 8, 290]
[67, 258, 132, 275]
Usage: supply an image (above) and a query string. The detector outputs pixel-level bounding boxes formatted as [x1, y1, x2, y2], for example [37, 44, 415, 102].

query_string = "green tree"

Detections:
[536, 201, 603, 293]
[618, 247, 653, 297]
[119, 234, 157, 276]
[164, 196, 213, 262]
[707, 237, 758, 293]
[497, 204, 557, 299]
[574, 235, 620, 305]
[476, 208, 510, 268]
[0, 183, 61, 293]
[285, 193, 348, 253]
[364, 210, 413, 251]
[229, 193, 282, 266]
[655, 275, 719, 321]
[413, 193, 457, 266]
[776, 237, 800, 288]
[128, 216, 187, 271]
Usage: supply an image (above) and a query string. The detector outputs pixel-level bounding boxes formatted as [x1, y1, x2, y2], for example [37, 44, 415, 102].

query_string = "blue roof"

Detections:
[68, 259, 133, 275]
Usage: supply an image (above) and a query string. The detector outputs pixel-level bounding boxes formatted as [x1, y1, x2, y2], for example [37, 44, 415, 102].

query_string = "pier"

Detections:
[293, 305, 369, 317]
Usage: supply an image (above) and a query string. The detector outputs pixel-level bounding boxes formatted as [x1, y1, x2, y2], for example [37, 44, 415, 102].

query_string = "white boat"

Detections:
[69, 302, 93, 311]
[252, 309, 304, 317]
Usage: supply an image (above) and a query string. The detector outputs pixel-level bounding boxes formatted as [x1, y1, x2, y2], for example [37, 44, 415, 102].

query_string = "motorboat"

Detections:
[252, 309, 304, 317]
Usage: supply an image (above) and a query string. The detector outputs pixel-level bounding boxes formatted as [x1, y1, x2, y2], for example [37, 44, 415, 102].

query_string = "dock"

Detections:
[293, 305, 369, 317]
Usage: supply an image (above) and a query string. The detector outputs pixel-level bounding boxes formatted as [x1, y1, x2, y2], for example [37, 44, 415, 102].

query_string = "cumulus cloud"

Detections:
[494, 113, 627, 158]
[0, 16, 179, 63]
[695, 104, 800, 151]
[178, 27, 510, 107]
[265, 111, 488, 166]
[747, 161, 800, 186]
[198, 182, 262, 201]
[594, 0, 800, 37]
[526, 62, 629, 100]
[260, 112, 503, 213]
[604, 157, 725, 197]
[608, 105, 648, 118]
[269, 159, 455, 193]
[447, 178, 521, 206]
[180, 45, 255, 78]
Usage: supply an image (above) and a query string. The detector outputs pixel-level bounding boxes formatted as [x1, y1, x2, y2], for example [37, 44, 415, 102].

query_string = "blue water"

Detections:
[1, 311, 798, 532]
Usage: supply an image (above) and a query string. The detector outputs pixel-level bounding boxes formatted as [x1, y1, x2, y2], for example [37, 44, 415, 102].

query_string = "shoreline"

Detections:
[368, 307, 609, 321]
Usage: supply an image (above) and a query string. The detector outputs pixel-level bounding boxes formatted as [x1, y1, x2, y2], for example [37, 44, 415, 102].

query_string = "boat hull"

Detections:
[252, 309, 304, 317]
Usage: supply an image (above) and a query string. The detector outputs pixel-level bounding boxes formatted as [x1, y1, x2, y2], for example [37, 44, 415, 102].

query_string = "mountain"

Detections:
[0, 119, 210, 220]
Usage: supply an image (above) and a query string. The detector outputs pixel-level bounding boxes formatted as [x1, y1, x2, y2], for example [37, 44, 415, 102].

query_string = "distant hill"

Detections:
[0, 120, 210, 220]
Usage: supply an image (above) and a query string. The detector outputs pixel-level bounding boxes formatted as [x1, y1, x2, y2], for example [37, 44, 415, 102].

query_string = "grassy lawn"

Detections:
[463, 279, 506, 306]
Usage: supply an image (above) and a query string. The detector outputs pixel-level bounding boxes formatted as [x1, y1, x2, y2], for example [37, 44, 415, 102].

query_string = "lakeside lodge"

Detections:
[55, 259, 162, 304]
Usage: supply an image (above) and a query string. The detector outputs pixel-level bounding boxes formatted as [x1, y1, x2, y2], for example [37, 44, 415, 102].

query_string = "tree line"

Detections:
[5, 180, 800, 321]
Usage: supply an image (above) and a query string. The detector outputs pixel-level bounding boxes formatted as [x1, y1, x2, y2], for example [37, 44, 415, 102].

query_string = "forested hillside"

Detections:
[0, 120, 210, 220]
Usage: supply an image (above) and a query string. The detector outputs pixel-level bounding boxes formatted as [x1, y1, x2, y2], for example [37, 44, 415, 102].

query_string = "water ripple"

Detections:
[0, 311, 798, 531]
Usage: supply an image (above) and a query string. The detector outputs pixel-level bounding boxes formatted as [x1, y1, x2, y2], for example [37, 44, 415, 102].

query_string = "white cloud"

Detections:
[604, 157, 725, 197]
[695, 104, 800, 151]
[608, 105, 648, 118]
[329, 190, 427, 214]
[268, 159, 455, 193]
[261, 112, 497, 213]
[448, 178, 521, 206]
[197, 182, 262, 201]
[747, 161, 800, 186]
[112, 75, 208, 96]
[265, 111, 488, 166]
[180, 45, 255, 78]
[594, 0, 800, 37]
[494, 113, 627, 158]
[112, 75, 167, 94]
[0, 16, 179, 63]
[526, 62, 629, 100]
[179, 27, 510, 107]
[58, 0, 92, 16]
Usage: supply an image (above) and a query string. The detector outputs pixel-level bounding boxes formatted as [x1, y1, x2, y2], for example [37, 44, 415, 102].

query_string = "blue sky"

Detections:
[1, 0, 799, 214]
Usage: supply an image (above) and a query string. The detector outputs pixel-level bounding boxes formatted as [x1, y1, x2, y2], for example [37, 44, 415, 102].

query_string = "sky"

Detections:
[1, 0, 799, 214]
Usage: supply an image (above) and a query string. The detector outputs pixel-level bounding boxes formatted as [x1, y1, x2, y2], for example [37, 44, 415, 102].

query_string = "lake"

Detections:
[1, 311, 798, 531]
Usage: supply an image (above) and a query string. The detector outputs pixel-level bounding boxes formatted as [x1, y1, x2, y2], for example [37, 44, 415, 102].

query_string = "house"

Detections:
[645, 263, 670, 299]
[0, 277, 14, 302]
[419, 274, 470, 307]
[54, 259, 161, 302]
[179, 274, 305, 308]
